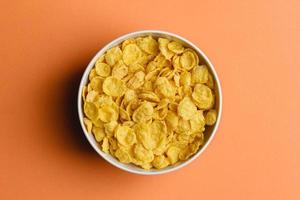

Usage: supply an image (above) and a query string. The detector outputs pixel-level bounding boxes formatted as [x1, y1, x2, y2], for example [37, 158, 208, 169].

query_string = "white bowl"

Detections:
[77, 30, 222, 175]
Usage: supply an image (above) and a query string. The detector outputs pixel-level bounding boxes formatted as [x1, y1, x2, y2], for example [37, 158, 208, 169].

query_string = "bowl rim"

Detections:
[77, 30, 223, 175]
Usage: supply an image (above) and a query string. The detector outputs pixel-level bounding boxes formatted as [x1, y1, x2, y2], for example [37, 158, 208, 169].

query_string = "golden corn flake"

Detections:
[98, 102, 119, 123]
[134, 122, 156, 150]
[127, 71, 145, 90]
[84, 102, 99, 121]
[86, 90, 99, 103]
[102, 137, 109, 153]
[92, 118, 104, 128]
[128, 63, 144, 74]
[152, 155, 170, 169]
[133, 144, 154, 163]
[122, 43, 143, 65]
[150, 120, 168, 155]
[109, 137, 119, 151]
[105, 46, 122, 66]
[123, 89, 137, 103]
[155, 77, 176, 98]
[112, 61, 128, 79]
[158, 38, 174, 60]
[180, 49, 198, 70]
[179, 134, 203, 160]
[115, 147, 132, 163]
[138, 91, 160, 102]
[90, 77, 103, 93]
[115, 125, 136, 147]
[94, 94, 113, 108]
[137, 36, 159, 55]
[172, 55, 182, 70]
[206, 73, 214, 89]
[89, 68, 97, 81]
[180, 71, 191, 86]
[152, 135, 168, 156]
[191, 65, 209, 84]
[205, 109, 217, 126]
[166, 146, 181, 164]
[82, 35, 218, 170]
[122, 38, 136, 50]
[102, 76, 126, 97]
[176, 118, 191, 134]
[165, 111, 178, 130]
[154, 53, 170, 67]
[167, 41, 184, 54]
[173, 72, 180, 87]
[95, 62, 111, 77]
[132, 102, 154, 123]
[178, 96, 197, 120]
[92, 126, 105, 142]
[192, 84, 214, 110]
[150, 120, 167, 136]
[190, 110, 205, 133]
[104, 121, 118, 135]
[82, 86, 87, 101]
[83, 117, 93, 133]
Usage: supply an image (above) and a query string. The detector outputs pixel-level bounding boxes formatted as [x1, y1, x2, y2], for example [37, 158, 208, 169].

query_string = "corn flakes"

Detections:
[115, 125, 136, 147]
[123, 43, 143, 65]
[92, 126, 105, 142]
[180, 71, 191, 86]
[180, 49, 198, 70]
[167, 41, 184, 54]
[152, 155, 170, 169]
[82, 36, 218, 170]
[103, 76, 126, 97]
[102, 137, 109, 153]
[112, 61, 128, 79]
[89, 68, 97, 81]
[191, 65, 209, 84]
[85, 90, 99, 103]
[115, 147, 132, 163]
[137, 36, 159, 55]
[105, 46, 122, 66]
[205, 109, 217, 126]
[165, 111, 178, 131]
[206, 73, 214, 89]
[158, 38, 174, 60]
[90, 77, 103, 93]
[192, 83, 214, 110]
[155, 77, 176, 98]
[98, 102, 119, 122]
[178, 96, 197, 120]
[166, 146, 181, 164]
[132, 102, 154, 123]
[84, 102, 98, 121]
[133, 144, 154, 163]
[95, 62, 111, 77]
[83, 117, 93, 133]
[127, 71, 145, 89]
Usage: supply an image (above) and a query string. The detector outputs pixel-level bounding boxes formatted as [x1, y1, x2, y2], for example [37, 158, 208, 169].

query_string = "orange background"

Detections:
[0, 0, 299, 199]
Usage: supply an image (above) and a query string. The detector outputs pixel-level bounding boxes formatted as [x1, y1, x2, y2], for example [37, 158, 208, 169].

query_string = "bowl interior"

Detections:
[78, 30, 222, 175]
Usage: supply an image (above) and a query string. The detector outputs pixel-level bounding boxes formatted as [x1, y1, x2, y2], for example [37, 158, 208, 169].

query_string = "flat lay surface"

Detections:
[0, 0, 299, 199]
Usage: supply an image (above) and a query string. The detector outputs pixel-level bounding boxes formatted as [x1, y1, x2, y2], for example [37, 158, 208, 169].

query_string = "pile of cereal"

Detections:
[82, 36, 217, 169]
